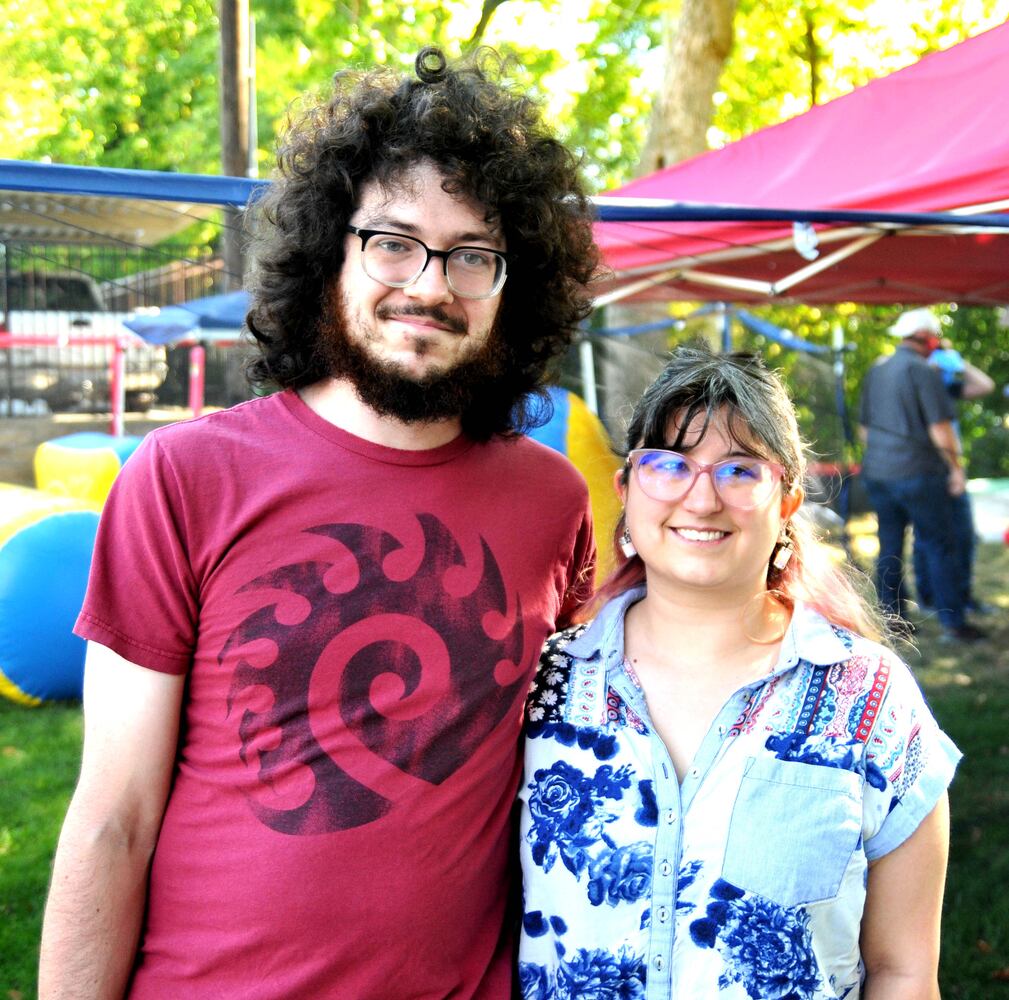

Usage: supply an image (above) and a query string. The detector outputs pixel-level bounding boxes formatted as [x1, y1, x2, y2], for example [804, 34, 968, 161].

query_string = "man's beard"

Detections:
[316, 296, 510, 426]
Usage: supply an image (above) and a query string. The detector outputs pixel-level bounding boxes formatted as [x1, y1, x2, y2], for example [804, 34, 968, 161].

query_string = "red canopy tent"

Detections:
[593, 22, 1009, 306]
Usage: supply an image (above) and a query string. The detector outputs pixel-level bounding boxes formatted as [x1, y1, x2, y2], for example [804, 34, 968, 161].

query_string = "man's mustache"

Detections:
[376, 304, 467, 335]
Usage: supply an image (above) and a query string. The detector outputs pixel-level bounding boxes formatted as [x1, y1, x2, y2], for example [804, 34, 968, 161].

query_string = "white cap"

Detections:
[890, 309, 941, 338]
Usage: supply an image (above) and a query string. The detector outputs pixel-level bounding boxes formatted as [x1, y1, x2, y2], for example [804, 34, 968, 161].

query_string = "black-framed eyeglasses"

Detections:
[346, 226, 511, 300]
[627, 448, 786, 509]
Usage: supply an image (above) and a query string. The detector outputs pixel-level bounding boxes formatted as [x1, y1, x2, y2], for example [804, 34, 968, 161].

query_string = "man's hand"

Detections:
[927, 420, 966, 496]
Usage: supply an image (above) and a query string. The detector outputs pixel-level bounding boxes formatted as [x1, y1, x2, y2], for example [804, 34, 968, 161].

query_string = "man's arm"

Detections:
[860, 795, 950, 1000]
[960, 361, 995, 400]
[39, 642, 186, 1000]
[927, 420, 966, 497]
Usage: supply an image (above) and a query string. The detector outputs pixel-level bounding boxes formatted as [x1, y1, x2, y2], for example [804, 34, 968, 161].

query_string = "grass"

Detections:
[912, 540, 1009, 998]
[1, 542, 1007, 998]
[0, 701, 82, 999]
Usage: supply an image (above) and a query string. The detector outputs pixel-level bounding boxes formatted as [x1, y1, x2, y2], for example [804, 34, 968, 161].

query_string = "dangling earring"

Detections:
[771, 525, 793, 570]
[619, 527, 637, 559]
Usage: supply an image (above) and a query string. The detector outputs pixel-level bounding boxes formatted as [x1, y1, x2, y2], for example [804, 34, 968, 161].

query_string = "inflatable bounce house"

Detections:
[34, 431, 142, 506]
[0, 432, 142, 705]
[526, 387, 623, 578]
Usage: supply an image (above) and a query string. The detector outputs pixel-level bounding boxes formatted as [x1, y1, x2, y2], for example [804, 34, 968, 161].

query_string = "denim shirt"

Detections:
[518, 587, 961, 1000]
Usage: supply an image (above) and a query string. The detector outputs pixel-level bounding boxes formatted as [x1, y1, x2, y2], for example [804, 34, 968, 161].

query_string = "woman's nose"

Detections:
[680, 468, 723, 512]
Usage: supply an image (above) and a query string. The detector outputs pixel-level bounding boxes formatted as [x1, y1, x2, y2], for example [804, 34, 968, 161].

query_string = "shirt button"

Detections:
[657, 906, 669, 923]
[689, 767, 699, 778]
[717, 725, 726, 737]
[666, 809, 677, 824]
[653, 955, 665, 972]
[659, 860, 672, 876]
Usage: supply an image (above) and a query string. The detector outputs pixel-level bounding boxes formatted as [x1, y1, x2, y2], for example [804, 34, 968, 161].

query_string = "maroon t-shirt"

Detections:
[76, 390, 594, 999]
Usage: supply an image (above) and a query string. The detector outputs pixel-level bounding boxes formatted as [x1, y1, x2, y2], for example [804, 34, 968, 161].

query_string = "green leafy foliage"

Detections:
[0, 0, 221, 171]
[555, 0, 664, 192]
[947, 307, 1009, 479]
[5, 0, 1008, 186]
[710, 0, 1009, 148]
[722, 302, 1009, 479]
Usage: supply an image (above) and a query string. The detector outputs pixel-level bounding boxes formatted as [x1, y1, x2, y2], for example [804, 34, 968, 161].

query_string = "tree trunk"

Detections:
[637, 0, 739, 174]
[594, 0, 739, 436]
[219, 0, 250, 292]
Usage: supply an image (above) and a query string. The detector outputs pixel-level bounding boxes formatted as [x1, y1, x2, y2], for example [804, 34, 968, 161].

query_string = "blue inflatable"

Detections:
[0, 484, 100, 705]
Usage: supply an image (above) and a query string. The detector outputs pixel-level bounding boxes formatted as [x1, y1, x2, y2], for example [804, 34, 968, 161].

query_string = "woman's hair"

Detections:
[244, 47, 598, 441]
[586, 344, 885, 642]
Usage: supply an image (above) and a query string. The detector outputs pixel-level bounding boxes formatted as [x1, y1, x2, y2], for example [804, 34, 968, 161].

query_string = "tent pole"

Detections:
[579, 337, 598, 415]
[770, 233, 883, 295]
[109, 338, 126, 438]
[831, 323, 855, 560]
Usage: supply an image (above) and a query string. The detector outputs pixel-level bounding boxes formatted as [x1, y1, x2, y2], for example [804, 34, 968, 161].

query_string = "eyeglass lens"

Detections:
[632, 450, 780, 508]
[362, 233, 505, 298]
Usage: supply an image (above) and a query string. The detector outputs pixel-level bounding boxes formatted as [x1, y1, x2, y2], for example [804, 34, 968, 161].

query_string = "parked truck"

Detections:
[0, 270, 168, 411]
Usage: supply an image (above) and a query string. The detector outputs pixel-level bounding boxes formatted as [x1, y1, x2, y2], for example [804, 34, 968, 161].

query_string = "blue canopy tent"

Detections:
[5, 156, 1008, 244]
[123, 290, 251, 344]
[0, 160, 264, 245]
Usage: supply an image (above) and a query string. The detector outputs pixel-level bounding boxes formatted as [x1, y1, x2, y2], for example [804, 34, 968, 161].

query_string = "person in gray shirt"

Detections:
[858, 308, 986, 643]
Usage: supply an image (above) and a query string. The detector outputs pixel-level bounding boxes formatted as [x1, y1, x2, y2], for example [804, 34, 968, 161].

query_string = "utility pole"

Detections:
[219, 0, 250, 292]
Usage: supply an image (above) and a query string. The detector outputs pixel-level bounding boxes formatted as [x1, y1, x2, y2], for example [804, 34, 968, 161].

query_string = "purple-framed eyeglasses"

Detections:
[627, 448, 786, 509]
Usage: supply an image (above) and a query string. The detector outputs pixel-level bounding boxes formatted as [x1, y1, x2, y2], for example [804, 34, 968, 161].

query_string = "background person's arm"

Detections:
[927, 420, 966, 496]
[960, 361, 995, 400]
[39, 642, 185, 1000]
[859, 795, 950, 1000]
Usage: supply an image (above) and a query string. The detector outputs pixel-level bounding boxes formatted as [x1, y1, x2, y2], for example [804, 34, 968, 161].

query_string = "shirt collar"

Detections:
[565, 588, 851, 675]
[565, 586, 645, 664]
[774, 603, 853, 674]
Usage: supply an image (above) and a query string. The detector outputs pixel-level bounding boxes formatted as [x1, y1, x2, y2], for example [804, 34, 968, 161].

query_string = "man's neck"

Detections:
[298, 377, 464, 451]
[899, 338, 931, 358]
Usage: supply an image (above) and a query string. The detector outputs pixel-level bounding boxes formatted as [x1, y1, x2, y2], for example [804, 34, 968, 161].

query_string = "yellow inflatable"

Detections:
[34, 431, 142, 506]
[527, 388, 623, 578]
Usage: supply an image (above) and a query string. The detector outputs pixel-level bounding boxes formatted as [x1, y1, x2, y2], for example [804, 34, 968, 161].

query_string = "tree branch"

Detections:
[468, 0, 511, 46]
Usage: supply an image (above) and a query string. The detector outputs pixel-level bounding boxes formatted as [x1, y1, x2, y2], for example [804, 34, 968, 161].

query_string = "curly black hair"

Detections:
[245, 46, 599, 440]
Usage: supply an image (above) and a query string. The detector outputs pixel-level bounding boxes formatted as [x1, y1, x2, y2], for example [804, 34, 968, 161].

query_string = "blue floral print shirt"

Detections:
[518, 587, 961, 1000]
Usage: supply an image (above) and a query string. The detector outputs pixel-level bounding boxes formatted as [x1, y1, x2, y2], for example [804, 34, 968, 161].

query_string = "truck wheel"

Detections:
[125, 390, 156, 412]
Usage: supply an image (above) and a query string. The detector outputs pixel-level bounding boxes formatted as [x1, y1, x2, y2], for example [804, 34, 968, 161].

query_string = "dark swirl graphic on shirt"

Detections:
[219, 514, 527, 835]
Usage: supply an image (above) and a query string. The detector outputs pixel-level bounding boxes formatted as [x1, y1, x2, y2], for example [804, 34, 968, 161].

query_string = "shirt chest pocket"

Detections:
[722, 755, 863, 908]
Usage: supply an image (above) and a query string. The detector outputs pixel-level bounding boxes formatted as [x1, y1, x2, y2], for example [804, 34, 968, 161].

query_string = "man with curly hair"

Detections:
[41, 48, 597, 1000]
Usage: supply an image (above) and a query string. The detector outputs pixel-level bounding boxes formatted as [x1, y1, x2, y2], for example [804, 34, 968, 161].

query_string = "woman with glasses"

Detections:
[518, 346, 958, 1000]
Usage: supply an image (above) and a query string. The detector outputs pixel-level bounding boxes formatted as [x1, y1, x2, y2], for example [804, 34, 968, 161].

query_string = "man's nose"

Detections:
[404, 257, 454, 304]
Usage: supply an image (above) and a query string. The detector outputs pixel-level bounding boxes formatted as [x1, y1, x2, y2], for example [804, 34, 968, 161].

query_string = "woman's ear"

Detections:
[781, 485, 804, 521]
[613, 467, 627, 505]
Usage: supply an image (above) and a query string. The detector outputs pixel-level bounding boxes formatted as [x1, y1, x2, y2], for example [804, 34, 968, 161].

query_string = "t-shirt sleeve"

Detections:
[857, 368, 874, 427]
[556, 507, 595, 629]
[74, 434, 199, 674]
[911, 362, 957, 426]
[861, 654, 961, 860]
